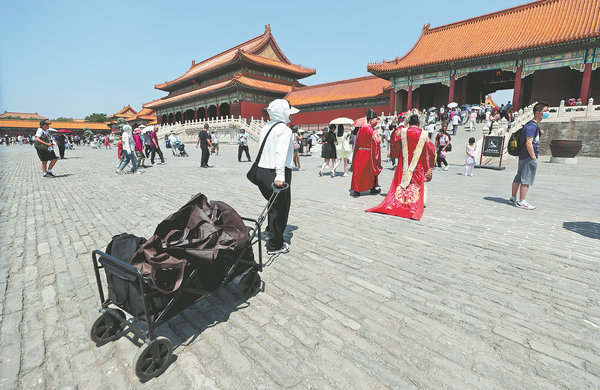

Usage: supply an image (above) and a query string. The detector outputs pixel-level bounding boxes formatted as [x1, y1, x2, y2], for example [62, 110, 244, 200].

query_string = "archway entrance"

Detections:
[168, 113, 174, 124]
[184, 109, 195, 122]
[208, 105, 217, 119]
[197, 107, 206, 120]
[218, 103, 230, 118]
[175, 112, 182, 123]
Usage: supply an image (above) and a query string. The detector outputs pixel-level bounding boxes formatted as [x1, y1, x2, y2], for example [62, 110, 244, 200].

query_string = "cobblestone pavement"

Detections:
[0, 132, 599, 389]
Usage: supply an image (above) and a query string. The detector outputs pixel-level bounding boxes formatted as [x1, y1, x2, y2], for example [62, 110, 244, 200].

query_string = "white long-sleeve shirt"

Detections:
[257, 121, 294, 182]
[122, 131, 134, 153]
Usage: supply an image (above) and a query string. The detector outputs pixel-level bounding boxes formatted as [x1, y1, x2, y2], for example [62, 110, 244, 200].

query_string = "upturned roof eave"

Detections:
[369, 37, 600, 78]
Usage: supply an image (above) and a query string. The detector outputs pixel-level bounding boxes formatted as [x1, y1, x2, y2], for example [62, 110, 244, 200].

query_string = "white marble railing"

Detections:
[157, 115, 267, 144]
[549, 98, 598, 119]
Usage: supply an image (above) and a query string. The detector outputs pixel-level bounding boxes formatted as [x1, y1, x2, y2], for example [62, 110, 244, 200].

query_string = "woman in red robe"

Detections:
[350, 109, 383, 196]
[366, 114, 435, 220]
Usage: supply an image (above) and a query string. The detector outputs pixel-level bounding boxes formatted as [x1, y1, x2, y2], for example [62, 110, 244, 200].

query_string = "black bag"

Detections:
[106, 233, 147, 262]
[508, 120, 536, 156]
[446, 143, 452, 152]
[34, 132, 50, 152]
[246, 121, 283, 185]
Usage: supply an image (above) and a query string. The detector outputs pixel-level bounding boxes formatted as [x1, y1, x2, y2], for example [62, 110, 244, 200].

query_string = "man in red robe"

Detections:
[350, 109, 383, 197]
[366, 114, 435, 220]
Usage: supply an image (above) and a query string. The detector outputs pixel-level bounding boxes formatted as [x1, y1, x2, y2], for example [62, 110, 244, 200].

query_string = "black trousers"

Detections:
[437, 145, 448, 167]
[58, 145, 65, 158]
[255, 167, 292, 248]
[144, 145, 151, 158]
[238, 144, 251, 161]
[151, 146, 164, 164]
[201, 146, 210, 166]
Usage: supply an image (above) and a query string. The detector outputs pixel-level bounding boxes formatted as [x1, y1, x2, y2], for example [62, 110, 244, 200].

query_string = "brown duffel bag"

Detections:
[129, 193, 249, 294]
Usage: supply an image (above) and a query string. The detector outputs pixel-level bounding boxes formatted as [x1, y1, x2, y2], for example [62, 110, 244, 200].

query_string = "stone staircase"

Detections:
[157, 115, 267, 144]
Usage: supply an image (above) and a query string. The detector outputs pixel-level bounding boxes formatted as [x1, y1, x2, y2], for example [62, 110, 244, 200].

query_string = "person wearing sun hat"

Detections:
[253, 99, 299, 255]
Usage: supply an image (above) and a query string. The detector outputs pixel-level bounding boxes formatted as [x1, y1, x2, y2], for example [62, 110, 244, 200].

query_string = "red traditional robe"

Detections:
[351, 125, 382, 193]
[389, 125, 403, 160]
[366, 126, 435, 220]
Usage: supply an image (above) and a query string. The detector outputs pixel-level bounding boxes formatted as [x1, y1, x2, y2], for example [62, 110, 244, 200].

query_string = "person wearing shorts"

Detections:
[510, 102, 549, 210]
[35, 120, 58, 177]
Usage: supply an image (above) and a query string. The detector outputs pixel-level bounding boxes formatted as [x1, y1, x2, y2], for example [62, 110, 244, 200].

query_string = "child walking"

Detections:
[464, 137, 476, 176]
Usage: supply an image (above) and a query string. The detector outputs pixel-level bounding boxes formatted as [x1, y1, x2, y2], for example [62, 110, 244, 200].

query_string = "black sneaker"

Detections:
[369, 187, 381, 195]
[351, 191, 361, 198]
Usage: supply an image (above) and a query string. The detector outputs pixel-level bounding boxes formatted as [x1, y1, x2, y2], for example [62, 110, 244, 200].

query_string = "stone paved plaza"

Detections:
[0, 131, 599, 389]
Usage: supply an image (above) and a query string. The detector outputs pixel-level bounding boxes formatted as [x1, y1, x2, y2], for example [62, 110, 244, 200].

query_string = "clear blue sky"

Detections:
[0, 0, 526, 119]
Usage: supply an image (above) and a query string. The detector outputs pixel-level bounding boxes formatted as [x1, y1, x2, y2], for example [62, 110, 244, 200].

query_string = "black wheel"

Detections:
[90, 309, 126, 344]
[134, 336, 173, 380]
[239, 271, 261, 299]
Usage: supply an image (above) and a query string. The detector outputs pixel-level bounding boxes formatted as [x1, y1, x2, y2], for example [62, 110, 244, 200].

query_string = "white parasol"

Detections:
[447, 102, 458, 108]
[329, 117, 354, 126]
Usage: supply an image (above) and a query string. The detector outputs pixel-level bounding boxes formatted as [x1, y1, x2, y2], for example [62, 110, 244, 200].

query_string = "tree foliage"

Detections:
[85, 113, 108, 122]
[54, 117, 74, 122]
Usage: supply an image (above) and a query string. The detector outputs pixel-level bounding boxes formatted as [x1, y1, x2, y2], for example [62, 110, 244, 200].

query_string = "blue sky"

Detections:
[0, 0, 525, 119]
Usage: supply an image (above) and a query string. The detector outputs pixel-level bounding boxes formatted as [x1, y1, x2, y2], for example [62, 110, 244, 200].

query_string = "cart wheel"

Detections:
[134, 336, 173, 380]
[90, 309, 126, 344]
[239, 271, 261, 299]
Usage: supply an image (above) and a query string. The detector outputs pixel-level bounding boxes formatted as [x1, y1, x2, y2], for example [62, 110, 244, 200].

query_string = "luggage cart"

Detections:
[90, 184, 288, 380]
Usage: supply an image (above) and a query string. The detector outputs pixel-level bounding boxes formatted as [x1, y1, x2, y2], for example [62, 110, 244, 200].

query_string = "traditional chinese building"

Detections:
[0, 120, 110, 137]
[368, 0, 600, 111]
[145, 25, 316, 124]
[0, 111, 48, 120]
[285, 76, 391, 127]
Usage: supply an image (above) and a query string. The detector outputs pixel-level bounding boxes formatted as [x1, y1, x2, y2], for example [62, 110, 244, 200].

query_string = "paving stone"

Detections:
[1, 142, 599, 389]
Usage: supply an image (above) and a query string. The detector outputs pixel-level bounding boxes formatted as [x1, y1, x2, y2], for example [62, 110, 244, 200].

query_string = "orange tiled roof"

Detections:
[238, 52, 315, 77]
[127, 107, 156, 121]
[285, 76, 391, 106]
[155, 25, 314, 90]
[146, 74, 293, 109]
[111, 105, 138, 118]
[368, 0, 600, 74]
[0, 120, 110, 130]
[0, 111, 48, 120]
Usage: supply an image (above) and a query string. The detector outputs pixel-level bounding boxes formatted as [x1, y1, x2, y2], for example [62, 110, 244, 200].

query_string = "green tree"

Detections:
[54, 117, 74, 122]
[85, 113, 108, 122]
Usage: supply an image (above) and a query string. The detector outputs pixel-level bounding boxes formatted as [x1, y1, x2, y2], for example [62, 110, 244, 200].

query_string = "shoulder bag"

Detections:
[246, 121, 283, 185]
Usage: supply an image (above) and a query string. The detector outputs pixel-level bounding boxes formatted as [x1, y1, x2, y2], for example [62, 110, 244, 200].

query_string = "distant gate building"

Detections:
[368, 0, 600, 111]
[145, 25, 315, 124]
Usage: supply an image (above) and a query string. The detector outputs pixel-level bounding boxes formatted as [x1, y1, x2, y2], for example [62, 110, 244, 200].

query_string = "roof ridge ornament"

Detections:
[422, 23, 430, 32]
[265, 24, 271, 33]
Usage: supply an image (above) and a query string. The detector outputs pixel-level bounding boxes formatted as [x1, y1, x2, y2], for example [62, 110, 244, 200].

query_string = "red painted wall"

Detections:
[240, 101, 268, 121]
[530, 68, 581, 106]
[290, 105, 390, 127]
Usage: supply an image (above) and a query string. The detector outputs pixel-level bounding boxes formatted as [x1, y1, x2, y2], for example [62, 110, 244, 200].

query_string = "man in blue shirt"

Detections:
[509, 101, 549, 210]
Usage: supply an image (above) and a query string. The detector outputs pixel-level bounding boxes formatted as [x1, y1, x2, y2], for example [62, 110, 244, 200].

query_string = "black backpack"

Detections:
[106, 233, 147, 261]
[507, 120, 537, 157]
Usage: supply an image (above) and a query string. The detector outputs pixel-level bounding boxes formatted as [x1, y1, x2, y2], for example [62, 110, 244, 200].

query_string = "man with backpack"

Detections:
[509, 101, 549, 210]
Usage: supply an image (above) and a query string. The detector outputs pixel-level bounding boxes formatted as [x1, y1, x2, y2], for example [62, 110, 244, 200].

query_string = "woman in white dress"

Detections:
[331, 125, 351, 177]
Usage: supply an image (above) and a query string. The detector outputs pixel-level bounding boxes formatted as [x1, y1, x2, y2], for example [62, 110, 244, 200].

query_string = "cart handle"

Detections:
[271, 182, 290, 193]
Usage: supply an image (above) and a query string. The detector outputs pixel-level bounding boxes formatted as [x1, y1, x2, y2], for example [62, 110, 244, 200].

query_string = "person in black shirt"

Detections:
[56, 133, 66, 158]
[318, 124, 337, 177]
[196, 123, 213, 167]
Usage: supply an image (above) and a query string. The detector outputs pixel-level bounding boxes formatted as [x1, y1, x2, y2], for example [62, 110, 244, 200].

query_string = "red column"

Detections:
[216, 105, 220, 118]
[407, 86, 413, 110]
[512, 66, 523, 110]
[448, 75, 455, 104]
[194, 109, 198, 121]
[389, 89, 396, 115]
[205, 107, 208, 120]
[580, 63, 593, 102]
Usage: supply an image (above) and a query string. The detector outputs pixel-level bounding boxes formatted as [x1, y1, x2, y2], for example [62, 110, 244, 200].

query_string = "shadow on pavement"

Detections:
[483, 196, 510, 205]
[563, 221, 600, 239]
